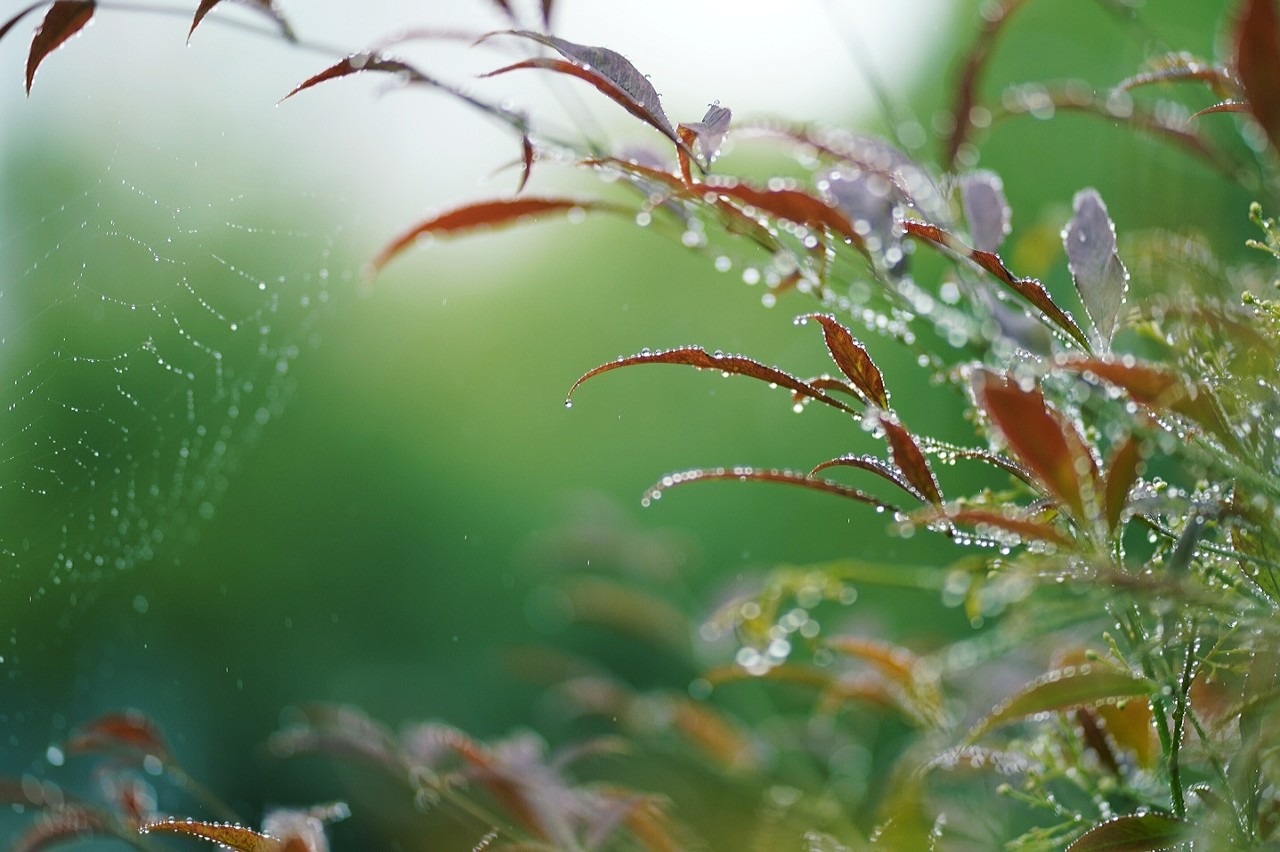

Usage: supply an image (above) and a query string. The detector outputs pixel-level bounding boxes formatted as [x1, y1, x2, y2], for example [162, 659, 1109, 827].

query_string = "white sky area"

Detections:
[0, 0, 953, 252]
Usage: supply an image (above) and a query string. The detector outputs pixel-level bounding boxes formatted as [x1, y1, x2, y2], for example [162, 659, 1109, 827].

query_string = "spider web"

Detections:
[0, 137, 342, 670]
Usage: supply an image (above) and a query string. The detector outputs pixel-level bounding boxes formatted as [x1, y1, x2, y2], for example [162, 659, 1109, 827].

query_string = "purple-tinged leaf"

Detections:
[643, 467, 901, 514]
[811, 454, 919, 502]
[1235, 0, 1280, 152]
[823, 169, 902, 265]
[1064, 813, 1189, 851]
[972, 369, 1099, 524]
[190, 0, 294, 43]
[1064, 189, 1128, 351]
[12, 806, 114, 852]
[1103, 435, 1143, 533]
[516, 134, 534, 194]
[879, 417, 943, 505]
[567, 347, 858, 415]
[1115, 52, 1235, 96]
[540, 0, 554, 28]
[678, 103, 732, 173]
[798, 313, 888, 408]
[281, 53, 428, 101]
[958, 171, 1011, 254]
[371, 198, 622, 274]
[969, 664, 1153, 741]
[25, 1, 93, 94]
[140, 818, 281, 852]
[0, 2, 45, 44]
[488, 0, 516, 21]
[905, 221, 1090, 349]
[481, 31, 677, 143]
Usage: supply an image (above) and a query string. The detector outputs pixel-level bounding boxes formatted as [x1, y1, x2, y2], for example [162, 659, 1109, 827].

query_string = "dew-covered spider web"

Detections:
[0, 137, 342, 672]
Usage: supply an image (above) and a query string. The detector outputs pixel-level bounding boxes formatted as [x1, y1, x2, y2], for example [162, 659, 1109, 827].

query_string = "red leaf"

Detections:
[1104, 435, 1143, 533]
[12, 806, 114, 852]
[1115, 53, 1235, 96]
[798, 313, 888, 407]
[1189, 99, 1251, 120]
[905, 221, 1090, 349]
[140, 818, 282, 852]
[924, 506, 1075, 548]
[566, 347, 858, 415]
[281, 53, 426, 101]
[1235, 0, 1280, 152]
[1064, 813, 1189, 851]
[0, 2, 46, 44]
[189, 0, 294, 42]
[65, 710, 170, 759]
[969, 664, 1152, 741]
[972, 369, 1099, 524]
[710, 179, 863, 247]
[811, 454, 920, 502]
[371, 198, 621, 274]
[25, 1, 93, 94]
[879, 417, 943, 505]
[642, 466, 901, 514]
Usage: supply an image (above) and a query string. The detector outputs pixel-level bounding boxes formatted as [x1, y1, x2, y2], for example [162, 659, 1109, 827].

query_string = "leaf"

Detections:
[1235, 0, 1280, 152]
[643, 467, 901, 514]
[1064, 814, 1189, 852]
[1103, 435, 1143, 533]
[969, 664, 1153, 741]
[516, 134, 534, 194]
[65, 710, 170, 759]
[711, 179, 864, 247]
[0, 2, 45, 44]
[488, 0, 516, 21]
[924, 506, 1074, 548]
[12, 807, 114, 852]
[566, 347, 858, 415]
[958, 171, 1011, 254]
[972, 369, 1099, 525]
[1114, 52, 1235, 96]
[798, 313, 888, 407]
[678, 103, 732, 173]
[140, 818, 282, 852]
[879, 417, 943, 505]
[905, 221, 1090, 349]
[823, 168, 902, 266]
[25, 1, 93, 94]
[372, 198, 622, 274]
[481, 31, 677, 143]
[825, 635, 918, 685]
[190, 0, 294, 42]
[943, 0, 1030, 169]
[1189, 99, 1250, 120]
[1063, 189, 1128, 351]
[811, 455, 920, 502]
[281, 53, 428, 101]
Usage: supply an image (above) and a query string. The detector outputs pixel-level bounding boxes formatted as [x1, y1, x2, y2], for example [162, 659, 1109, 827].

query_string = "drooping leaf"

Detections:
[798, 313, 888, 407]
[905, 221, 1090, 348]
[268, 704, 408, 780]
[1063, 189, 1128, 351]
[879, 417, 943, 505]
[1190, 99, 1251, 120]
[140, 818, 282, 852]
[969, 664, 1153, 741]
[64, 710, 170, 759]
[1064, 813, 1189, 852]
[811, 454, 920, 502]
[516, 134, 535, 194]
[711, 179, 864, 247]
[1103, 435, 1143, 533]
[371, 198, 622, 274]
[1235, 0, 1280, 152]
[567, 347, 859, 415]
[678, 103, 732, 174]
[281, 53, 428, 101]
[958, 171, 1011, 254]
[922, 506, 1074, 548]
[643, 467, 901, 514]
[0, 2, 45, 44]
[481, 31, 677, 144]
[189, 0, 294, 42]
[25, 1, 93, 94]
[972, 369, 1099, 524]
[1114, 52, 1235, 96]
[12, 807, 114, 852]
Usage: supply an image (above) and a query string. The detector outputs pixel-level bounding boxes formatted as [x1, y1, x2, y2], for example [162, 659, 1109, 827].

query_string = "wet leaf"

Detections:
[1063, 189, 1128, 351]
[190, 0, 294, 42]
[925, 507, 1074, 548]
[1189, 99, 1250, 120]
[969, 664, 1153, 741]
[1235, 0, 1280, 152]
[879, 417, 943, 505]
[678, 103, 732, 173]
[140, 818, 282, 851]
[481, 32, 677, 144]
[711, 180, 863, 247]
[825, 635, 918, 686]
[281, 53, 427, 101]
[1064, 813, 1189, 851]
[972, 369, 1099, 524]
[1104, 435, 1143, 533]
[1114, 52, 1235, 96]
[959, 171, 1011, 254]
[905, 221, 1089, 348]
[372, 198, 621, 274]
[12, 807, 114, 852]
[824, 169, 902, 268]
[567, 347, 858, 415]
[798, 313, 888, 407]
[643, 467, 901, 514]
[25, 1, 93, 94]
[811, 454, 919, 502]
[65, 710, 170, 759]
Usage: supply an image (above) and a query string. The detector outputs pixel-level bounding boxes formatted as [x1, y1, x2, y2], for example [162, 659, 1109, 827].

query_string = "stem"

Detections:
[1167, 622, 1198, 819]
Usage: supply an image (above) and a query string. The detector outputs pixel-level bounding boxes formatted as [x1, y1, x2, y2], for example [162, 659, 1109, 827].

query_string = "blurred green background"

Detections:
[0, 0, 1255, 847]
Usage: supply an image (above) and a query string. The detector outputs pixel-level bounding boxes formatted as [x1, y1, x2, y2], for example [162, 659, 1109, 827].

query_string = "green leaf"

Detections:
[1064, 814, 1189, 851]
[969, 664, 1153, 741]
